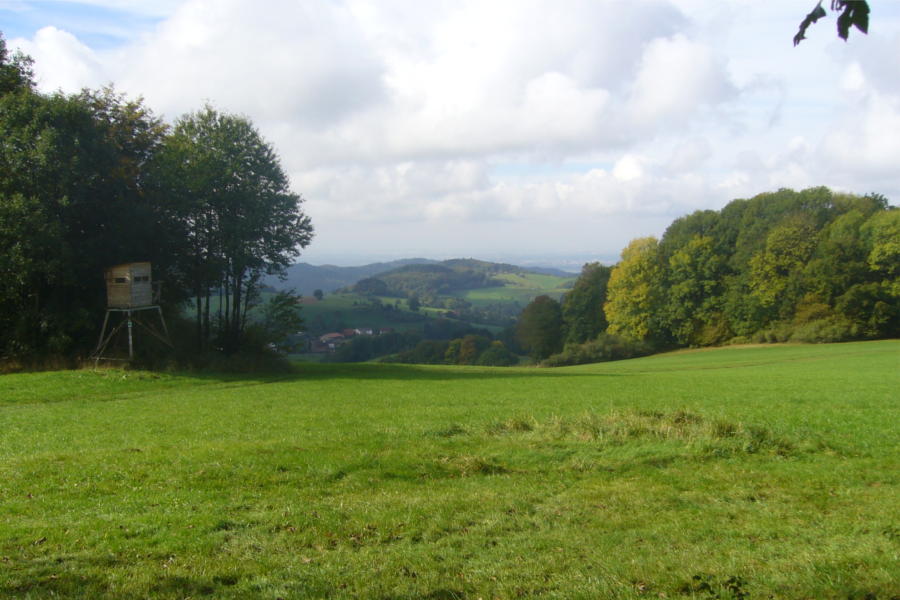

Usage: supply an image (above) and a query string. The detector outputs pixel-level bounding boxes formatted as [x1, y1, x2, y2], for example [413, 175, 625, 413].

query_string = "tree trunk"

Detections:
[203, 291, 210, 347]
[195, 291, 202, 351]
[229, 268, 244, 353]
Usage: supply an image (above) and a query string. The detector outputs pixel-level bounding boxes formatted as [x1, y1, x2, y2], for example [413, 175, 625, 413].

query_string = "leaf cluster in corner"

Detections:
[794, 1, 869, 47]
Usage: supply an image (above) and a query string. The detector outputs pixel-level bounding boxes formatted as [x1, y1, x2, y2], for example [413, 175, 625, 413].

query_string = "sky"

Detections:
[4, 0, 900, 269]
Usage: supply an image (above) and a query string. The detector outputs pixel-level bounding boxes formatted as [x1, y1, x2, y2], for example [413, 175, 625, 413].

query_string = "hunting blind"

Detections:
[105, 262, 154, 308]
[92, 262, 172, 363]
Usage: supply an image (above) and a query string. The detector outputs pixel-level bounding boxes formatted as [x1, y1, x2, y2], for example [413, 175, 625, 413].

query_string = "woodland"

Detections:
[0, 33, 313, 365]
[525, 187, 899, 366]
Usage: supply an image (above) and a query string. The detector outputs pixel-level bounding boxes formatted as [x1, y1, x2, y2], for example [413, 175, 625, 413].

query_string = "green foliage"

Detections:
[542, 332, 654, 367]
[389, 339, 450, 364]
[516, 295, 564, 359]
[748, 218, 817, 313]
[664, 235, 728, 345]
[353, 277, 390, 296]
[560, 262, 611, 345]
[0, 82, 169, 360]
[351, 259, 572, 308]
[259, 290, 304, 346]
[454, 334, 491, 365]
[862, 209, 900, 281]
[596, 188, 898, 352]
[803, 210, 870, 302]
[0, 37, 313, 363]
[383, 334, 519, 367]
[407, 293, 421, 311]
[325, 331, 422, 363]
[156, 105, 313, 354]
[476, 340, 518, 366]
[387, 336, 516, 366]
[524, 187, 897, 365]
[604, 237, 664, 342]
[0, 32, 33, 94]
[368, 262, 498, 299]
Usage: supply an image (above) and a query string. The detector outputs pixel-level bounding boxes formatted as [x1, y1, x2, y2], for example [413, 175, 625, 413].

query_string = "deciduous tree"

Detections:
[561, 262, 611, 345]
[604, 237, 664, 342]
[157, 106, 313, 352]
[516, 295, 563, 360]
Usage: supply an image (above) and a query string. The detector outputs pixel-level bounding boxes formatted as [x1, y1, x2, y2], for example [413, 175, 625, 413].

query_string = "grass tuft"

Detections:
[483, 410, 804, 459]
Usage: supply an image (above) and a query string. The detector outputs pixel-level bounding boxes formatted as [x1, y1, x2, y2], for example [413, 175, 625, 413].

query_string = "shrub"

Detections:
[476, 341, 519, 366]
[789, 316, 858, 343]
[542, 333, 654, 367]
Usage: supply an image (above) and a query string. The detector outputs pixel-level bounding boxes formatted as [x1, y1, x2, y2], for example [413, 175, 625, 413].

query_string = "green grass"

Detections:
[2, 341, 898, 599]
[460, 273, 575, 306]
[492, 272, 575, 291]
[300, 293, 427, 334]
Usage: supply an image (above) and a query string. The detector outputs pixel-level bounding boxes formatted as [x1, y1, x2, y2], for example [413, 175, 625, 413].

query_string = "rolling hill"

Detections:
[347, 258, 576, 301]
[269, 258, 575, 297]
[267, 258, 438, 295]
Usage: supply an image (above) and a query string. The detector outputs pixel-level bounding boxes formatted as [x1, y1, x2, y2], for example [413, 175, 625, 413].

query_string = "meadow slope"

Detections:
[1, 341, 898, 599]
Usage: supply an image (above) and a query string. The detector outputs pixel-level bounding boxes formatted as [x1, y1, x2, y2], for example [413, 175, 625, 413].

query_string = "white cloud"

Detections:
[12, 26, 104, 91]
[821, 92, 900, 178]
[112, 0, 386, 127]
[613, 155, 644, 182]
[628, 34, 736, 129]
[7, 0, 900, 264]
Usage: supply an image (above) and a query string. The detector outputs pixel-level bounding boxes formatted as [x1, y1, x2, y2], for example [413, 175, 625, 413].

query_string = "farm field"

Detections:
[458, 272, 576, 307]
[1, 341, 898, 599]
[298, 293, 428, 335]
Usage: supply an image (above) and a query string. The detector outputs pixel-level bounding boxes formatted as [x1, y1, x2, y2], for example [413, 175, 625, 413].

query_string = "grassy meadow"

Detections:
[459, 272, 576, 307]
[1, 341, 898, 599]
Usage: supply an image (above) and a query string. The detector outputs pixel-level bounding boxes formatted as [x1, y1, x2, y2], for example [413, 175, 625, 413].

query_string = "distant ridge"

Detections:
[267, 258, 438, 295]
[268, 258, 574, 295]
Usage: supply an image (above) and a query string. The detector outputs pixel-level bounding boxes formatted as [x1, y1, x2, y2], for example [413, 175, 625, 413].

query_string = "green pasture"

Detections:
[299, 294, 426, 334]
[1, 341, 898, 599]
[492, 272, 576, 291]
[459, 273, 574, 307]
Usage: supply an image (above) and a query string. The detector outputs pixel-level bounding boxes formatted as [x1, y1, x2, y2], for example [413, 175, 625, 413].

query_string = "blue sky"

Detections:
[4, 1, 900, 268]
[2, 1, 172, 47]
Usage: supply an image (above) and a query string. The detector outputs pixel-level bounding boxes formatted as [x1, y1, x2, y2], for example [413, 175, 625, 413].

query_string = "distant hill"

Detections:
[267, 258, 438, 295]
[269, 258, 575, 297]
[347, 258, 576, 301]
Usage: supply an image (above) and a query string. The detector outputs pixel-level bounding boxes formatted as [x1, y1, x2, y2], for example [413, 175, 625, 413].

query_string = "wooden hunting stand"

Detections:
[92, 262, 172, 364]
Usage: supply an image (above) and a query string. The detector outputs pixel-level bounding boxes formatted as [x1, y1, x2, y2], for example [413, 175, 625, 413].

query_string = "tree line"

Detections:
[518, 187, 898, 365]
[0, 33, 312, 364]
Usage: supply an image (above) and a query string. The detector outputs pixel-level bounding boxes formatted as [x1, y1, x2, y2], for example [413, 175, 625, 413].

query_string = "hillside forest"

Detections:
[535, 187, 899, 366]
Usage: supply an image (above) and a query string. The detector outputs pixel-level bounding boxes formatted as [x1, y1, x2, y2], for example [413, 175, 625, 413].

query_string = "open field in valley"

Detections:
[1, 341, 898, 599]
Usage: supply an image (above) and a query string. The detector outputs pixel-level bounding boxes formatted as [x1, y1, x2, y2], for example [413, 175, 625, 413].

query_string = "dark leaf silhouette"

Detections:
[795, 1, 869, 46]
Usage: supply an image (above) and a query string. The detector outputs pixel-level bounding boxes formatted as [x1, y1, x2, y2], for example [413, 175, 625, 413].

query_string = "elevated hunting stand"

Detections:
[92, 262, 172, 364]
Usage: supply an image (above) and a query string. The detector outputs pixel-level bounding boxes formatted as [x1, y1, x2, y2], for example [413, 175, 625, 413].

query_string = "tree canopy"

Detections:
[516, 295, 564, 360]
[0, 33, 313, 362]
[156, 106, 313, 352]
[552, 188, 897, 362]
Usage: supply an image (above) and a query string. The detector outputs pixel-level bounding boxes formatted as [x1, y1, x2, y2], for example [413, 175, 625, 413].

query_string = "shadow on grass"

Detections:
[167, 361, 621, 386]
[287, 362, 621, 382]
[1, 553, 247, 599]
